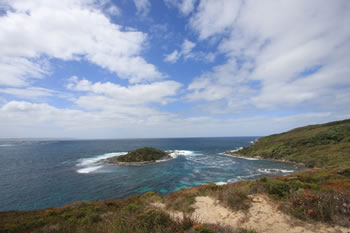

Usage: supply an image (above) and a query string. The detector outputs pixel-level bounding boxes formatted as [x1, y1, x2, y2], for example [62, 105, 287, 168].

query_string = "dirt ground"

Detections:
[153, 194, 350, 233]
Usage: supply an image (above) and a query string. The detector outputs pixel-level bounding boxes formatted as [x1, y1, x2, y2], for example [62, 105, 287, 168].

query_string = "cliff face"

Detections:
[238, 119, 350, 168]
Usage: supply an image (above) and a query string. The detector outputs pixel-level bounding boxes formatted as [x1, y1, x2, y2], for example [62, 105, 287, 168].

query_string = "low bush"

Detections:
[217, 187, 251, 211]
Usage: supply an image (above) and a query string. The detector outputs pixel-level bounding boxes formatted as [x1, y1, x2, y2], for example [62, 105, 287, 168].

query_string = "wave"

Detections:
[258, 168, 294, 174]
[230, 147, 243, 152]
[223, 153, 259, 161]
[0, 144, 14, 147]
[76, 152, 127, 174]
[167, 150, 202, 158]
[215, 181, 227, 186]
[77, 166, 103, 174]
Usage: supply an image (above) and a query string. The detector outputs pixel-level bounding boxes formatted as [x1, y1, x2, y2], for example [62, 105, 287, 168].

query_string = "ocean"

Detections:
[0, 137, 302, 211]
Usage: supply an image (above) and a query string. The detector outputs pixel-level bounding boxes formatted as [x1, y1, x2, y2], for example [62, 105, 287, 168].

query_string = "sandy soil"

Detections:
[153, 195, 350, 233]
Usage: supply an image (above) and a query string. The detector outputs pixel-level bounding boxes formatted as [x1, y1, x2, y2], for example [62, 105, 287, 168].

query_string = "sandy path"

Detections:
[153, 195, 350, 233]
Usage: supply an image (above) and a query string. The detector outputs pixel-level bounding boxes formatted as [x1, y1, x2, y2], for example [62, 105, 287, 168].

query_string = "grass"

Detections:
[236, 119, 350, 168]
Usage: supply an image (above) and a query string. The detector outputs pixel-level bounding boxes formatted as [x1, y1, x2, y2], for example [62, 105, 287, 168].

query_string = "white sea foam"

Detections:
[258, 168, 294, 174]
[167, 150, 201, 158]
[237, 156, 259, 161]
[237, 173, 260, 180]
[77, 166, 103, 174]
[215, 181, 227, 186]
[280, 169, 295, 173]
[76, 152, 127, 174]
[224, 153, 259, 160]
[227, 178, 238, 183]
[0, 144, 14, 147]
[250, 141, 254, 144]
[230, 147, 243, 152]
[77, 152, 127, 167]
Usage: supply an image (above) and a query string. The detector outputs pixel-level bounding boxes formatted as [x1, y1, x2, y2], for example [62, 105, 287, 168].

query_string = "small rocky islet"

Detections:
[106, 147, 173, 165]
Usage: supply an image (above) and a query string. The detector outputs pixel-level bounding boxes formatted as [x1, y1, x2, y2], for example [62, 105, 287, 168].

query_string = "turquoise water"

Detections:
[0, 137, 301, 211]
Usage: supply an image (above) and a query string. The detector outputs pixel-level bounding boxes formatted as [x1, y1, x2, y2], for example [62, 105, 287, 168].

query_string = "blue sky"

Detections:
[0, 0, 349, 138]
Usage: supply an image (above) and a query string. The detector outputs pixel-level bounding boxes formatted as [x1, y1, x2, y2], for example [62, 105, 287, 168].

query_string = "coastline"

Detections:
[223, 151, 306, 168]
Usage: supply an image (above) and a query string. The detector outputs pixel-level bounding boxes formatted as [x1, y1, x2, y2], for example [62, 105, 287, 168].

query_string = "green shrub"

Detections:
[259, 176, 267, 182]
[137, 209, 172, 232]
[265, 181, 290, 198]
[121, 202, 142, 213]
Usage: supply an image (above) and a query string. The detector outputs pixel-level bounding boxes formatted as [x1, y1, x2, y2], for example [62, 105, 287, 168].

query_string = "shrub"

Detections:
[259, 176, 267, 182]
[288, 189, 350, 227]
[218, 187, 251, 211]
[194, 224, 215, 233]
[121, 202, 142, 213]
[137, 209, 172, 232]
[166, 193, 196, 213]
[265, 181, 290, 198]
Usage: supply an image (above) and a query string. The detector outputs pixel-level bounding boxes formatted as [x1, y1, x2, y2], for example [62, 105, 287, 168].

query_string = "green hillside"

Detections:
[238, 119, 350, 168]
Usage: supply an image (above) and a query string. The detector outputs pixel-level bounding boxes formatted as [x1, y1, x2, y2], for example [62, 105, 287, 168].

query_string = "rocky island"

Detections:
[106, 147, 173, 165]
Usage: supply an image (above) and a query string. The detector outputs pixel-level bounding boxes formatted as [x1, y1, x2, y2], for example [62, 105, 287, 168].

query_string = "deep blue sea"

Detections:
[0, 137, 302, 211]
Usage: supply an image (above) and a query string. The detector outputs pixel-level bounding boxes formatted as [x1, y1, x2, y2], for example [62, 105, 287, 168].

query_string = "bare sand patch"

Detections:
[153, 195, 350, 233]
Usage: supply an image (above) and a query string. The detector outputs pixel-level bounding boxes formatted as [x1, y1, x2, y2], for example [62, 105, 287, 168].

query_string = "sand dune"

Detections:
[153, 194, 350, 233]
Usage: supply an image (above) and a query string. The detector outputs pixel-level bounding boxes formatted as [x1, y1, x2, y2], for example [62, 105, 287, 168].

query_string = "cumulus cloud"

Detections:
[187, 0, 350, 112]
[67, 76, 182, 106]
[164, 39, 196, 63]
[164, 50, 181, 63]
[0, 0, 162, 86]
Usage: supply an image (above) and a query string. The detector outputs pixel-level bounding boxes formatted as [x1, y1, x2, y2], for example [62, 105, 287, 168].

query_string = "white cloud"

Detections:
[181, 39, 196, 58]
[190, 0, 242, 40]
[0, 87, 56, 98]
[133, 0, 150, 16]
[1, 100, 347, 138]
[164, 50, 180, 63]
[165, 0, 197, 15]
[187, 0, 350, 112]
[105, 5, 121, 16]
[65, 76, 182, 119]
[0, 0, 162, 86]
[164, 39, 196, 63]
[67, 76, 182, 107]
[0, 57, 48, 87]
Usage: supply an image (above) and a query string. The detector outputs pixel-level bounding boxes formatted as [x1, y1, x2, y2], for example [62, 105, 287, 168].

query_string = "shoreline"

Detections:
[223, 151, 306, 168]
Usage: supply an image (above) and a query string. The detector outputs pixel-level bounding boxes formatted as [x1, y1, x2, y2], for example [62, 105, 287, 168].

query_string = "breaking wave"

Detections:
[76, 152, 127, 174]
[258, 168, 295, 174]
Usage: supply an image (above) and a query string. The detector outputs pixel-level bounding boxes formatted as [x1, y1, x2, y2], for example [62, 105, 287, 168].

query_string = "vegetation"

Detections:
[108, 147, 170, 163]
[235, 119, 350, 168]
[163, 168, 350, 227]
[0, 191, 259, 233]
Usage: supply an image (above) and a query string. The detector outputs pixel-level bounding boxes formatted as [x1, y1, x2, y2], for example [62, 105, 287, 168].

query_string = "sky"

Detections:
[0, 0, 350, 139]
